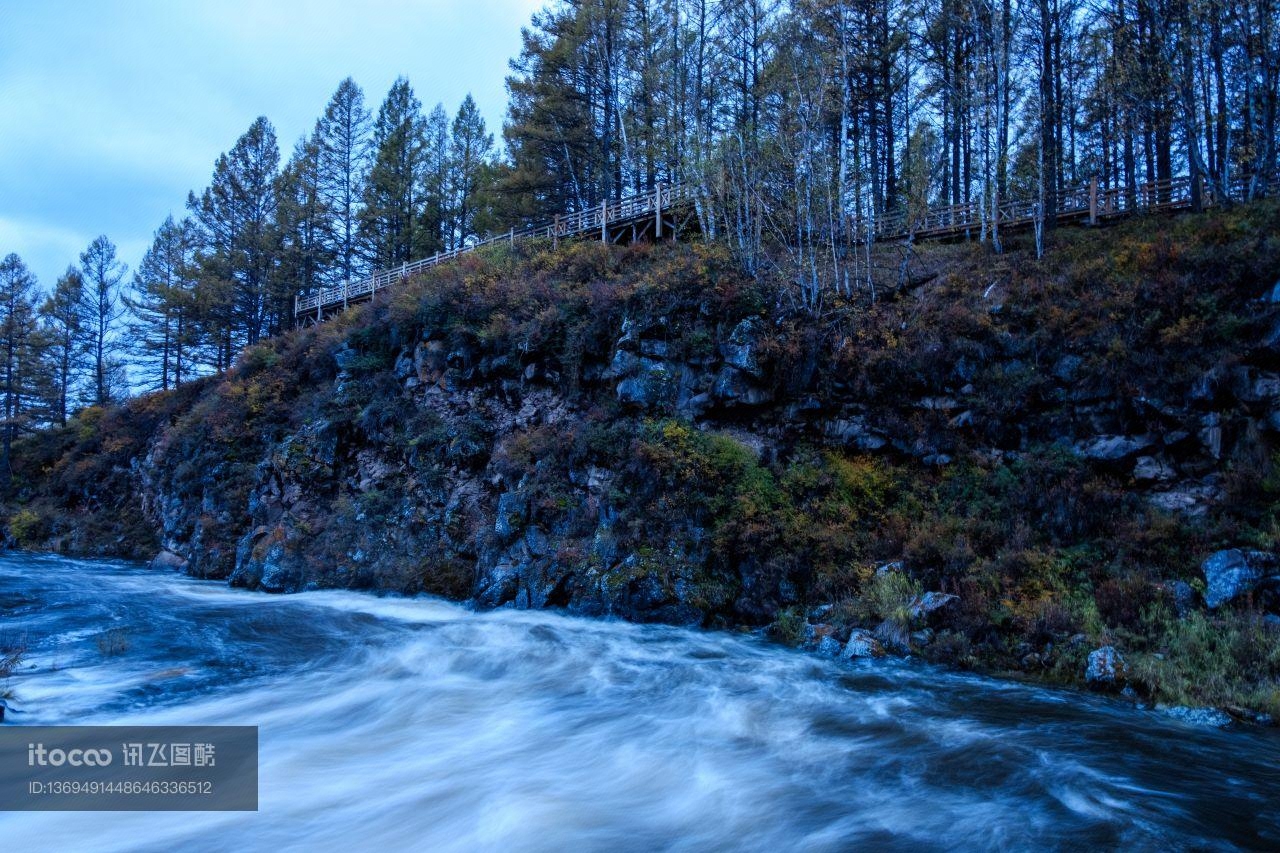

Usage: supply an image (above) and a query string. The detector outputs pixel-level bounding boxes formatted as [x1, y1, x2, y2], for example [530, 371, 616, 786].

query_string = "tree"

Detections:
[77, 235, 127, 406]
[362, 77, 427, 269]
[126, 216, 199, 392]
[416, 103, 453, 256]
[447, 95, 496, 248]
[0, 255, 42, 487]
[39, 266, 84, 425]
[316, 78, 371, 284]
[188, 116, 282, 354]
[277, 131, 334, 302]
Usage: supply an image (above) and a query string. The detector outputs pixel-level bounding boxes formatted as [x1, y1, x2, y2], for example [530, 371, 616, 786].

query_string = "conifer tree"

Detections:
[39, 266, 85, 425]
[0, 254, 43, 487]
[361, 78, 427, 268]
[316, 78, 371, 284]
[77, 236, 128, 406]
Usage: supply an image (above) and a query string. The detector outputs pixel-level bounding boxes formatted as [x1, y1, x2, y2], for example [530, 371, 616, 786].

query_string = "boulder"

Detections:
[1201, 549, 1277, 608]
[840, 629, 884, 659]
[1078, 435, 1153, 463]
[1163, 706, 1233, 728]
[149, 550, 188, 570]
[1085, 645, 1126, 685]
[908, 591, 958, 620]
[1133, 456, 1176, 483]
[815, 635, 843, 657]
[1264, 280, 1280, 304]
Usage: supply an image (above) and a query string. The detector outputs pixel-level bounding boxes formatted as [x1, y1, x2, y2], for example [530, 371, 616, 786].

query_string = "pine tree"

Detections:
[416, 103, 452, 256]
[126, 216, 199, 392]
[38, 266, 85, 425]
[277, 131, 335, 302]
[448, 95, 496, 248]
[0, 254, 42, 488]
[77, 236, 128, 407]
[188, 116, 282, 350]
[316, 78, 372, 284]
[361, 78, 427, 269]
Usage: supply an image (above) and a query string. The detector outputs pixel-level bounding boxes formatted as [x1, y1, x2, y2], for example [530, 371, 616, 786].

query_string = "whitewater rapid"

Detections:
[1, 553, 1277, 852]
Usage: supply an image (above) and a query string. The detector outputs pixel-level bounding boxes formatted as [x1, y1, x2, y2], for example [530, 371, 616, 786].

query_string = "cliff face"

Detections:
[8, 203, 1280, 714]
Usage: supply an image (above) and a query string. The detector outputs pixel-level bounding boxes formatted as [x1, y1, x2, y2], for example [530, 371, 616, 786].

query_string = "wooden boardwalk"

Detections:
[296, 172, 1267, 322]
[857, 173, 1265, 242]
[295, 183, 695, 321]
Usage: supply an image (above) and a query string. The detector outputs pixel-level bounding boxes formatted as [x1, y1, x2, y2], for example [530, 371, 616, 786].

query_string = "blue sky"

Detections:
[0, 0, 543, 293]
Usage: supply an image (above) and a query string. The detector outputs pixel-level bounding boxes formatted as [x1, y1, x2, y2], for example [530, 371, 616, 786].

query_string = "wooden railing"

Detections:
[295, 183, 692, 319]
[852, 172, 1270, 243]
[297, 171, 1269, 320]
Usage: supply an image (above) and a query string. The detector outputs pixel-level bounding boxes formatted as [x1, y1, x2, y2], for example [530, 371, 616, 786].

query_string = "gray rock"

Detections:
[815, 636, 843, 657]
[711, 366, 772, 406]
[840, 629, 883, 659]
[1078, 435, 1153, 463]
[875, 561, 903, 576]
[476, 563, 519, 608]
[1167, 580, 1197, 616]
[1201, 549, 1277, 608]
[721, 317, 764, 378]
[1085, 646, 1126, 685]
[1264, 280, 1280, 304]
[1163, 706, 1233, 728]
[908, 591, 959, 620]
[149, 550, 188, 570]
[1199, 413, 1223, 460]
[332, 344, 359, 371]
[1133, 456, 1176, 483]
[494, 492, 528, 541]
[824, 416, 887, 451]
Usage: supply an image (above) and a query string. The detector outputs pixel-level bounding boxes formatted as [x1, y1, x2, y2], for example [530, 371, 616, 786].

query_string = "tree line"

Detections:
[502, 0, 1279, 301]
[3, 0, 1278, 480]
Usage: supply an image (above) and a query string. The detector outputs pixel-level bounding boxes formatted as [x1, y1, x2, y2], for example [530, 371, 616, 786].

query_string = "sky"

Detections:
[0, 0, 544, 294]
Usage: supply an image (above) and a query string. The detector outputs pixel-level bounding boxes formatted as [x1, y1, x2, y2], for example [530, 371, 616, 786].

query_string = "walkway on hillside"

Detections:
[861, 173, 1266, 242]
[295, 183, 695, 322]
[295, 172, 1266, 323]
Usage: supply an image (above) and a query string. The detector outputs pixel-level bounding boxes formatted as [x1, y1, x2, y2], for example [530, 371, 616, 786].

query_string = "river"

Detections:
[0, 552, 1277, 852]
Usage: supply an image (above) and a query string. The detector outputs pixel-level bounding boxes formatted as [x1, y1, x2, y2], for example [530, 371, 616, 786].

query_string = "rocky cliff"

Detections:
[8, 203, 1280, 717]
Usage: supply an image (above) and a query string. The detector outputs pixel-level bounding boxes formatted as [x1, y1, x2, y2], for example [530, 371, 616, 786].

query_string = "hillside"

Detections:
[7, 202, 1280, 718]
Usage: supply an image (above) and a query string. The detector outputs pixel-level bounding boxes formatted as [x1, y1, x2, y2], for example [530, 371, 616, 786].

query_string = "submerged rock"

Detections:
[1163, 706, 1233, 728]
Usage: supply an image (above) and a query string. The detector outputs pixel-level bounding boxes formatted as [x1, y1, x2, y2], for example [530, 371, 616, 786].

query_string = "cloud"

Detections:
[0, 0, 546, 292]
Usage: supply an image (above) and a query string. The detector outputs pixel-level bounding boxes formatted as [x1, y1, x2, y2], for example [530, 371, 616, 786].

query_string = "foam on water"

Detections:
[1, 553, 1278, 852]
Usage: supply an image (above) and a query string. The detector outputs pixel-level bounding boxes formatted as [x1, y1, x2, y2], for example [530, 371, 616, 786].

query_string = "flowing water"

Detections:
[0, 552, 1277, 852]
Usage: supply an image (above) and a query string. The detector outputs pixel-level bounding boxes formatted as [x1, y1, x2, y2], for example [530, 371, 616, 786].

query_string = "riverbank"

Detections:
[5, 201, 1280, 719]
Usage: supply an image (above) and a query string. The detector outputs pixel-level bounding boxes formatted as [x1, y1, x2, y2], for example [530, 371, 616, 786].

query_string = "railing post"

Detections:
[601, 199, 608, 243]
[553, 215, 560, 250]
[510, 226, 515, 246]
[1089, 176, 1098, 225]
[655, 182, 663, 240]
